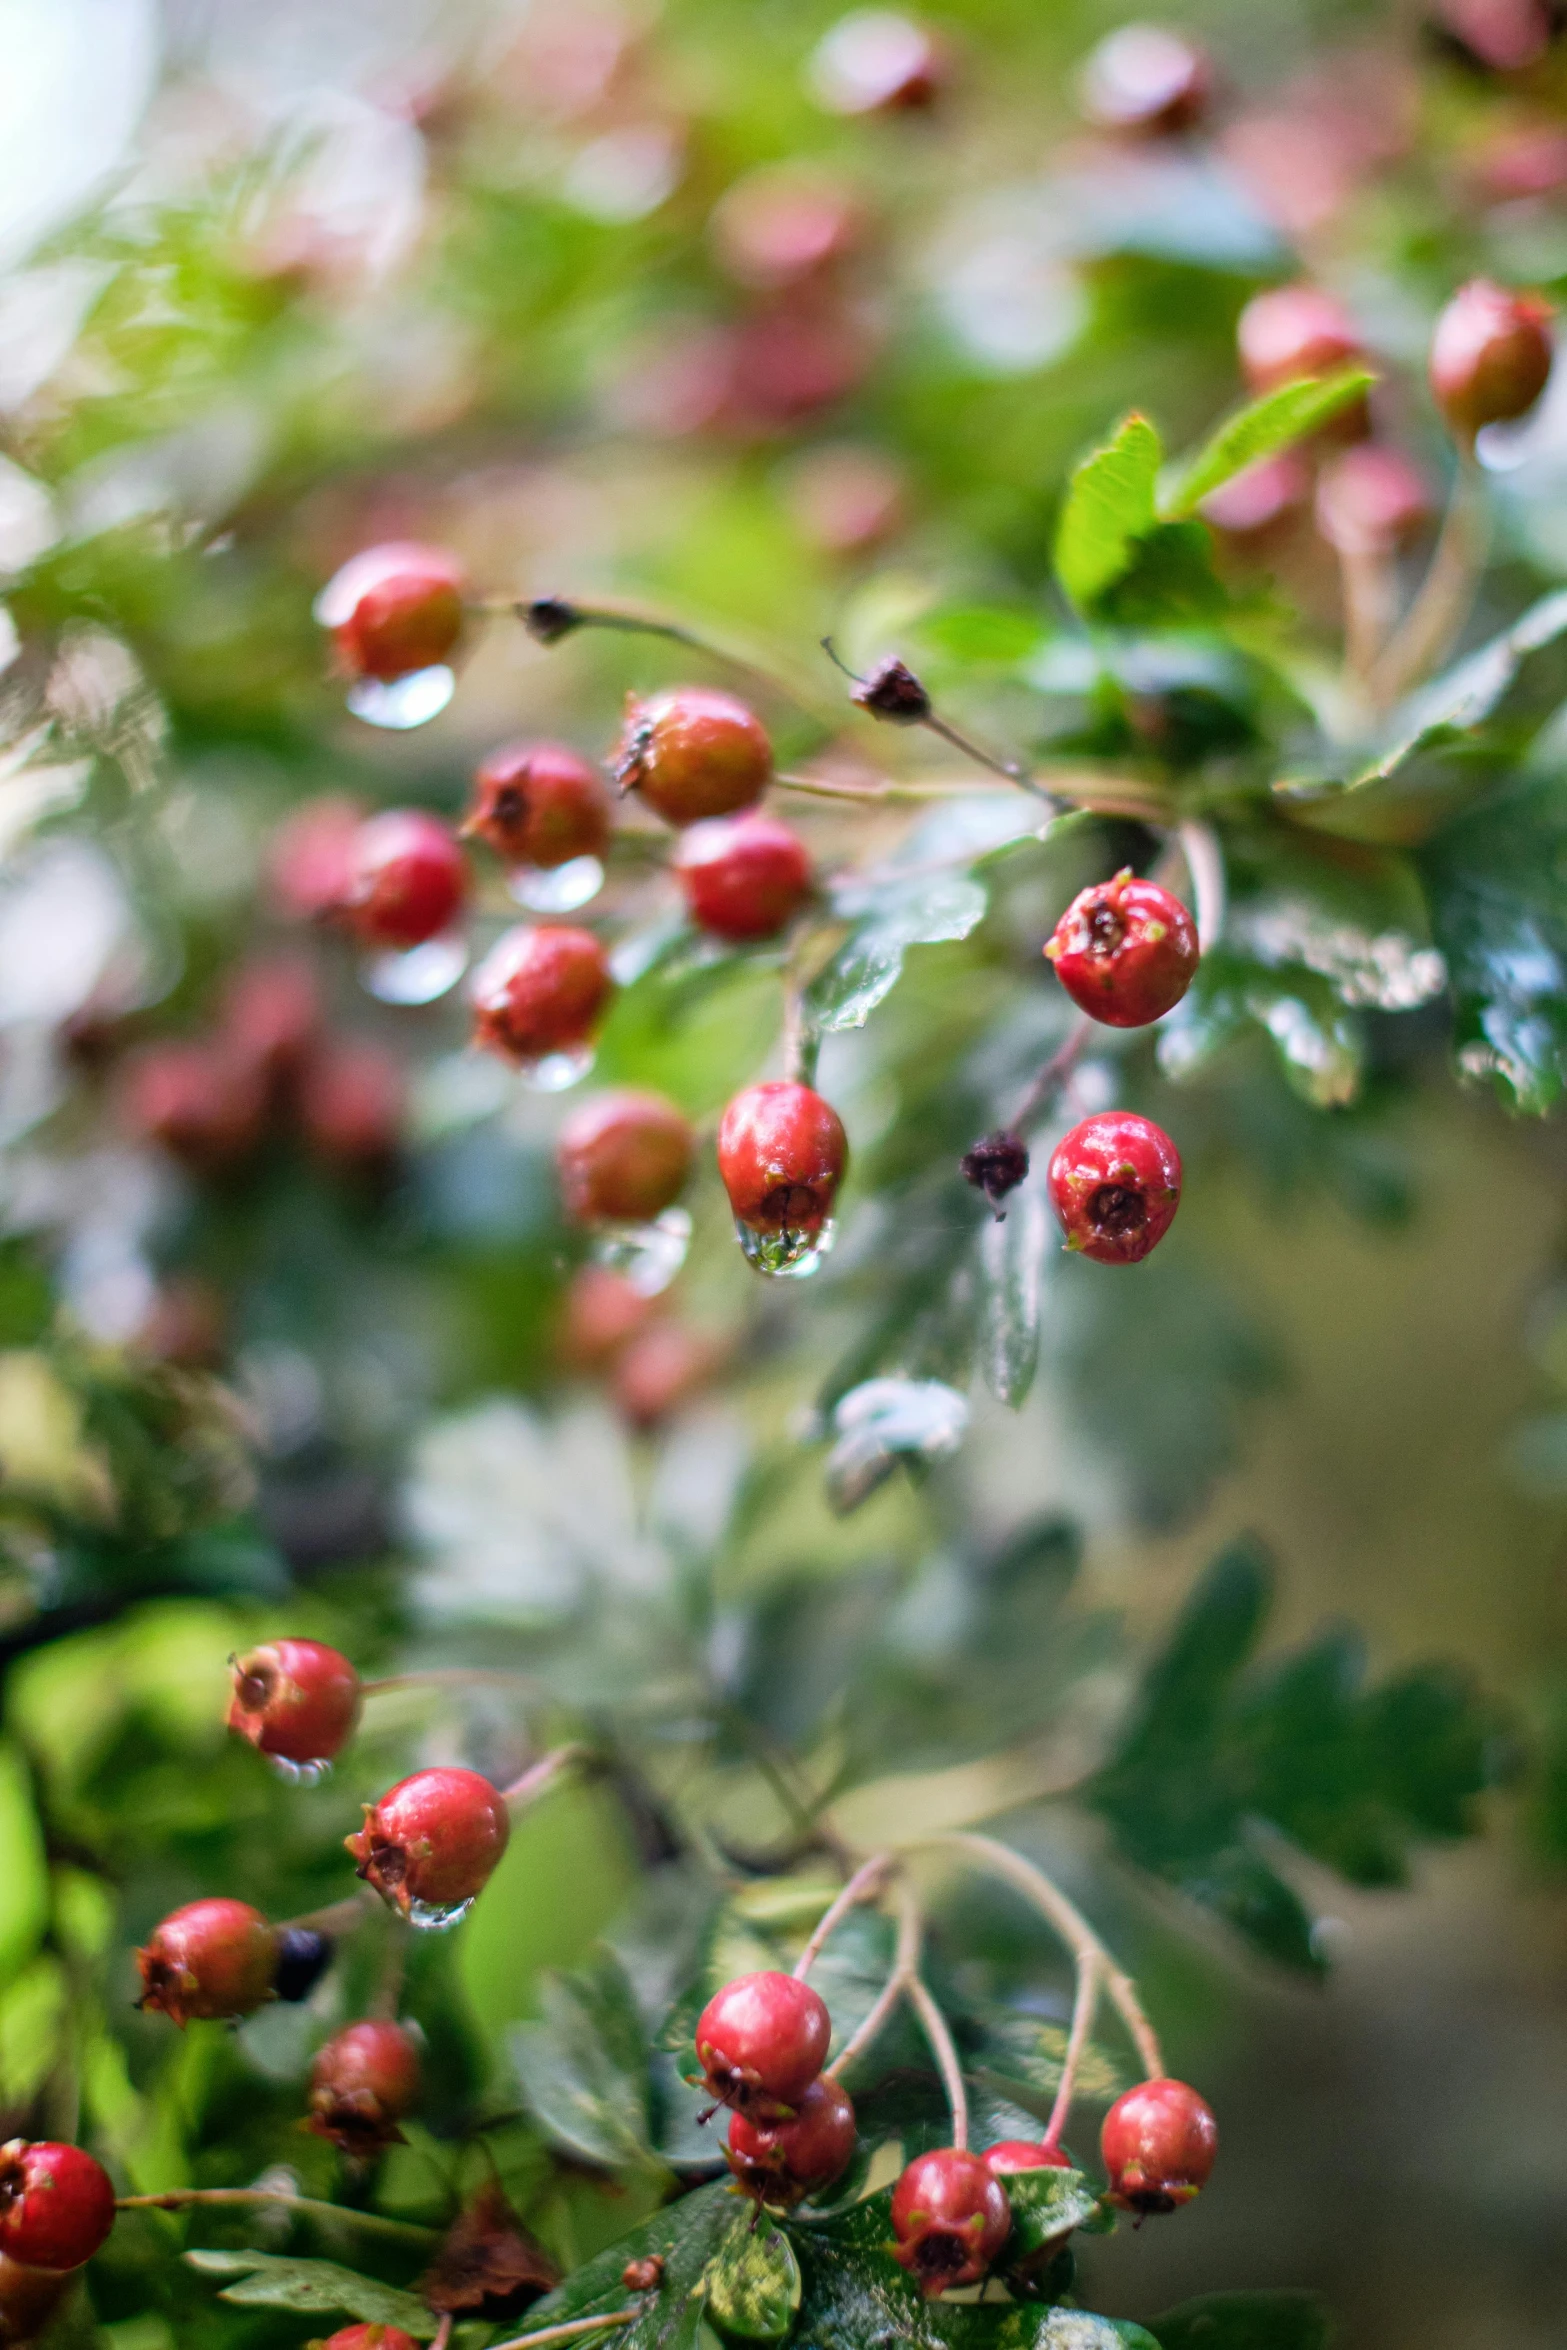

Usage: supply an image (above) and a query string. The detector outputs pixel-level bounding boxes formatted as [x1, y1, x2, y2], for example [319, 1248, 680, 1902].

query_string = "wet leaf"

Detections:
[1161, 370, 1374, 518]
[1420, 770, 1567, 1112]
[1055, 413, 1162, 610]
[183, 2250, 437, 2335]
[979, 1184, 1048, 1408]
[1002, 2165, 1107, 2257]
[702, 2211, 801, 2340]
[824, 1378, 970, 1513]
[808, 873, 989, 1035]
[510, 2181, 735, 2350]
[511, 1950, 655, 2170]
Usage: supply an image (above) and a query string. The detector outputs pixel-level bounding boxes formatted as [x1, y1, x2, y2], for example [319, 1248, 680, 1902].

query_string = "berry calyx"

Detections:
[298, 1044, 407, 1171]
[317, 2329, 421, 2350]
[136, 1898, 279, 2027]
[227, 1639, 361, 1766]
[307, 2020, 422, 2156]
[673, 813, 813, 942]
[341, 811, 468, 951]
[890, 2147, 1012, 2296]
[726, 2075, 857, 2204]
[1080, 24, 1212, 137]
[0, 2143, 116, 2271]
[982, 2140, 1072, 2175]
[1237, 283, 1362, 395]
[463, 742, 611, 871]
[346, 1767, 511, 1917]
[1429, 278, 1554, 441]
[1044, 869, 1199, 1028]
[273, 1927, 334, 2004]
[1047, 1113, 1182, 1267]
[556, 1091, 695, 1226]
[120, 1043, 266, 1170]
[612, 688, 772, 826]
[694, 1970, 831, 2116]
[319, 543, 467, 684]
[470, 925, 613, 1065]
[717, 1083, 848, 1261]
[1100, 2078, 1217, 2216]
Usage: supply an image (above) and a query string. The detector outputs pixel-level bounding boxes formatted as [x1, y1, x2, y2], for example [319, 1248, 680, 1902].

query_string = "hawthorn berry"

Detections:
[273, 1927, 334, 2004]
[710, 167, 864, 292]
[717, 1082, 848, 1261]
[307, 2019, 422, 2156]
[890, 2147, 1012, 2295]
[694, 1970, 831, 2116]
[268, 796, 365, 923]
[463, 742, 610, 871]
[470, 925, 613, 1065]
[1237, 283, 1362, 396]
[136, 1898, 279, 2027]
[1100, 2078, 1217, 2215]
[227, 1638, 362, 1766]
[982, 2140, 1071, 2176]
[726, 2075, 857, 2203]
[317, 2329, 421, 2350]
[0, 2142, 116, 2271]
[1429, 278, 1554, 440]
[298, 1043, 407, 1170]
[556, 1091, 695, 1225]
[1044, 869, 1199, 1028]
[120, 1042, 266, 1170]
[612, 1321, 724, 1430]
[346, 1766, 511, 1917]
[1314, 443, 1430, 557]
[1200, 450, 1310, 538]
[673, 813, 813, 941]
[341, 810, 469, 951]
[612, 688, 772, 826]
[1080, 24, 1212, 137]
[320, 542, 467, 684]
[810, 11, 949, 113]
[558, 1264, 658, 1372]
[1047, 1113, 1182, 1267]
[622, 2257, 665, 2292]
[221, 955, 321, 1087]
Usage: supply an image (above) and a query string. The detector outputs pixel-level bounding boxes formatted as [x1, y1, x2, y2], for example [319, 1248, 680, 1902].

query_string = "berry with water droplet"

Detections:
[307, 2019, 422, 2156]
[891, 2148, 1012, 2295]
[1101, 2079, 1217, 2215]
[612, 688, 771, 825]
[273, 1927, 334, 2004]
[299, 1043, 406, 1171]
[227, 1639, 361, 1766]
[556, 1091, 694, 1225]
[464, 742, 610, 870]
[1237, 283, 1362, 395]
[471, 925, 613, 1065]
[718, 1082, 848, 1262]
[0, 2143, 115, 2272]
[341, 810, 468, 951]
[322, 543, 467, 683]
[136, 1898, 279, 2027]
[1080, 24, 1211, 136]
[726, 2075, 857, 2203]
[694, 1971, 831, 2117]
[1430, 278, 1554, 440]
[1048, 1113, 1181, 1266]
[346, 1767, 511, 1916]
[674, 813, 813, 941]
[982, 2140, 1072, 2176]
[1044, 870, 1198, 1028]
[120, 1042, 266, 1171]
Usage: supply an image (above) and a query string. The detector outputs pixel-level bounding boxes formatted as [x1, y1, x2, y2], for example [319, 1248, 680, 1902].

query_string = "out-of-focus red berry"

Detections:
[136, 1899, 278, 2027]
[809, 11, 950, 113]
[221, 955, 321, 1086]
[228, 1639, 361, 1765]
[1315, 443, 1431, 555]
[0, 2254, 73, 2338]
[726, 299, 873, 433]
[613, 688, 772, 826]
[307, 2020, 422, 2156]
[0, 2144, 115, 2272]
[120, 1043, 267, 1170]
[612, 1321, 725, 1429]
[694, 1972, 831, 2116]
[267, 797, 366, 924]
[1200, 449, 1310, 537]
[1433, 0, 1555, 73]
[1045, 870, 1199, 1028]
[298, 1043, 407, 1170]
[890, 2148, 1012, 2295]
[784, 444, 907, 554]
[463, 743, 611, 871]
[674, 813, 814, 942]
[711, 167, 865, 291]
[1080, 23, 1212, 136]
[726, 2076, 857, 2203]
[556, 1091, 694, 1225]
[341, 811, 469, 951]
[1470, 118, 1567, 204]
[558, 1265, 659, 1372]
[717, 1083, 848, 1243]
[320, 543, 467, 683]
[1101, 2078, 1217, 2214]
[1237, 283, 1363, 394]
[470, 925, 613, 1065]
[1047, 1112, 1182, 1266]
[346, 1767, 511, 1916]
[1429, 277, 1554, 438]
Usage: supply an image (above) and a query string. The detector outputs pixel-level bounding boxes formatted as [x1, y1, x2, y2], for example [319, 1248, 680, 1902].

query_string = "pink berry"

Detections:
[1047, 1112, 1182, 1266]
[890, 2147, 1012, 2295]
[470, 924, 613, 1065]
[341, 810, 468, 951]
[227, 1639, 361, 1766]
[267, 796, 365, 923]
[674, 813, 813, 941]
[982, 2140, 1072, 2175]
[1237, 283, 1362, 395]
[1080, 24, 1212, 137]
[307, 2020, 422, 2156]
[1314, 443, 1430, 556]
[120, 1042, 266, 1170]
[1101, 2078, 1217, 2215]
[612, 688, 771, 826]
[1429, 278, 1554, 440]
[694, 1971, 831, 2117]
[726, 2076, 856, 2203]
[464, 742, 610, 871]
[1044, 869, 1198, 1029]
[556, 1091, 694, 1225]
[298, 1043, 406, 1170]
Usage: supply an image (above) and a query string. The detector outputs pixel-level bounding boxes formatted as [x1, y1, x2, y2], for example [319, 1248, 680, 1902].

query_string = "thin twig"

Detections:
[513, 597, 832, 721]
[1043, 1950, 1100, 2146]
[825, 1873, 923, 2080]
[1336, 542, 1400, 683]
[905, 1968, 970, 2152]
[1174, 820, 1226, 954]
[490, 2310, 642, 2350]
[369, 1914, 410, 2022]
[793, 1854, 896, 1980]
[774, 770, 969, 805]
[1008, 1016, 1096, 1139]
[501, 1744, 593, 1807]
[278, 1888, 380, 1937]
[920, 714, 1056, 806]
[114, 2191, 435, 2246]
[1367, 453, 1487, 709]
[430, 2317, 454, 2350]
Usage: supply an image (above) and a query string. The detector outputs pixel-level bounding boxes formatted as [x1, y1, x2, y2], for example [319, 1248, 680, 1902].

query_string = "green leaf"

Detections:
[1420, 769, 1567, 1112]
[511, 1950, 655, 2169]
[1157, 948, 1365, 1108]
[514, 2182, 738, 2350]
[1055, 413, 1163, 610]
[807, 872, 989, 1034]
[1095, 521, 1228, 628]
[979, 1187, 1049, 1408]
[183, 2250, 437, 2335]
[1160, 370, 1375, 518]
[1002, 2165, 1106, 2257]
[1149, 2289, 1334, 2350]
[702, 2211, 801, 2339]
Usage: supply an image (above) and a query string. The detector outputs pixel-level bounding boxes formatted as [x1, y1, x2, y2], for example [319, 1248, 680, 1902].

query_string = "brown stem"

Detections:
[1007, 1017, 1096, 1139]
[368, 1915, 410, 2022]
[793, 1854, 896, 1980]
[774, 770, 970, 806]
[513, 597, 833, 723]
[1367, 453, 1488, 709]
[919, 714, 1056, 806]
[279, 1888, 380, 1936]
[114, 2191, 435, 2245]
[1043, 1950, 1100, 2145]
[489, 2312, 641, 2350]
[824, 1875, 922, 2080]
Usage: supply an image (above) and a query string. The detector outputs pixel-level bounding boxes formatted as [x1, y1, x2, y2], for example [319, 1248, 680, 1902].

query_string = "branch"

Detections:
[490, 2312, 642, 2350]
[825, 1873, 922, 2081]
[516, 596, 834, 723]
[1174, 820, 1225, 954]
[360, 1668, 545, 1696]
[501, 1744, 593, 1807]
[1007, 1016, 1095, 1139]
[905, 1963, 970, 2151]
[793, 1853, 895, 1980]
[1367, 453, 1488, 708]
[114, 2191, 435, 2246]
[1042, 1949, 1100, 2145]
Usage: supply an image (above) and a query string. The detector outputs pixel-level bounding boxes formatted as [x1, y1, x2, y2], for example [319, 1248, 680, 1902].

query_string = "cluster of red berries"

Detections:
[559, 1262, 727, 1429]
[695, 1970, 855, 2206]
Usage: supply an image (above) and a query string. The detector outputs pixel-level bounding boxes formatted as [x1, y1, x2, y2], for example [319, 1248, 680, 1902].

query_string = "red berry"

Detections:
[321, 542, 467, 683]
[298, 1043, 407, 1170]
[890, 2148, 1012, 2296]
[1315, 443, 1430, 556]
[674, 813, 813, 942]
[221, 954, 321, 1086]
[346, 1767, 511, 1917]
[268, 796, 365, 923]
[1044, 870, 1198, 1029]
[717, 1082, 848, 1251]
[1199, 450, 1309, 538]
[1080, 24, 1212, 136]
[227, 1639, 361, 1765]
[471, 925, 613, 1065]
[785, 444, 908, 555]
[612, 1321, 724, 1430]
[463, 742, 610, 871]
[710, 168, 864, 292]
[1100, 2078, 1217, 2215]
[694, 1971, 831, 2117]
[1237, 284, 1362, 396]
[1429, 278, 1554, 440]
[318, 2330, 422, 2350]
[136, 1898, 279, 2027]
[120, 1042, 266, 1170]
[558, 1264, 659, 1372]
[982, 2140, 1072, 2175]
[0, 2143, 115, 2271]
[556, 1091, 695, 1225]
[612, 688, 771, 826]
[726, 2075, 857, 2203]
[810, 12, 949, 113]
[1047, 1113, 1182, 1267]
[307, 2020, 422, 2156]
[341, 810, 468, 951]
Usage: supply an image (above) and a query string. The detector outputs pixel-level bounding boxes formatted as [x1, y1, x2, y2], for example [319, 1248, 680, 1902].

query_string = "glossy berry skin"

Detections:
[726, 2075, 856, 2204]
[1429, 279, 1553, 441]
[674, 813, 813, 941]
[556, 1091, 694, 1228]
[1101, 2079, 1217, 2216]
[890, 2148, 1012, 2296]
[341, 811, 468, 951]
[136, 1898, 278, 2027]
[1237, 284, 1361, 396]
[346, 1767, 511, 1917]
[1044, 870, 1198, 1029]
[694, 1971, 831, 2117]
[321, 542, 466, 683]
[318, 2330, 421, 2350]
[0, 2142, 116, 2271]
[299, 1044, 406, 1170]
[612, 688, 771, 826]
[982, 2140, 1072, 2176]
[1048, 1114, 1182, 1267]
[1080, 24, 1211, 136]
[227, 1639, 361, 1765]
[470, 925, 613, 1065]
[121, 1042, 266, 1170]
[717, 1083, 848, 1242]
[308, 2020, 422, 2156]
[463, 742, 610, 870]
[811, 12, 948, 113]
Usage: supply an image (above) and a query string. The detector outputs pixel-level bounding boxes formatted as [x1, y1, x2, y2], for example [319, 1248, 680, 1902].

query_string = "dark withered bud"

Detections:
[961, 1130, 1030, 1215]
[272, 1927, 334, 2004]
[851, 655, 931, 724]
[422, 2182, 559, 2320]
[522, 595, 583, 645]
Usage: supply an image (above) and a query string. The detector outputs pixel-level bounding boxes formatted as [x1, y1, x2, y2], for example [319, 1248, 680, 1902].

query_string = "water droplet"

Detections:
[267, 1754, 333, 1788]
[736, 1216, 836, 1279]
[407, 1895, 476, 1933]
[519, 1043, 595, 1092]
[362, 932, 470, 1005]
[508, 856, 605, 913]
[592, 1206, 692, 1297]
[345, 666, 457, 730]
